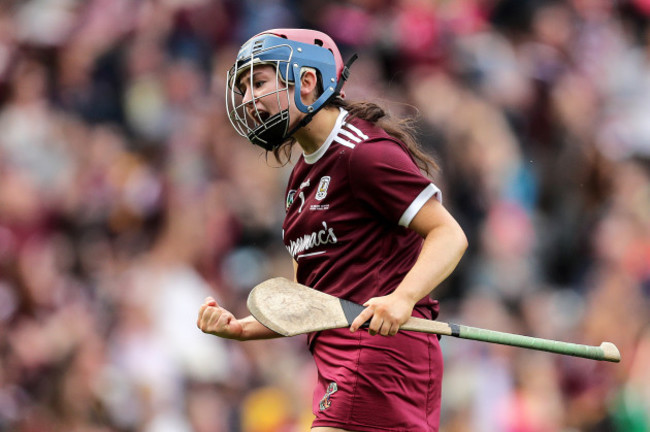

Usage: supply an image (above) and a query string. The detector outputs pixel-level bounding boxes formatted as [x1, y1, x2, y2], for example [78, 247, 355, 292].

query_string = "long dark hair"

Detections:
[272, 99, 439, 177]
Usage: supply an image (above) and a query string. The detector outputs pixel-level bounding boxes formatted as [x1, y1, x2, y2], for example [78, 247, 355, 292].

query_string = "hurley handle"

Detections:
[340, 300, 621, 362]
[426, 321, 621, 363]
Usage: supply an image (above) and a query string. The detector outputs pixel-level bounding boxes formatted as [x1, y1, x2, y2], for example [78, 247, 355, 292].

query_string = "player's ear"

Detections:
[300, 68, 318, 100]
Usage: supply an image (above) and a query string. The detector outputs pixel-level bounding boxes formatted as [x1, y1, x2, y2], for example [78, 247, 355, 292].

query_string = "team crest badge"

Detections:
[286, 190, 296, 211]
[319, 381, 338, 411]
[315, 176, 331, 201]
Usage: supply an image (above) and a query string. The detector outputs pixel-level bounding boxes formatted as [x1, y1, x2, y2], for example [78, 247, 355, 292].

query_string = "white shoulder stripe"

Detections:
[339, 127, 363, 143]
[344, 123, 369, 140]
[334, 135, 356, 148]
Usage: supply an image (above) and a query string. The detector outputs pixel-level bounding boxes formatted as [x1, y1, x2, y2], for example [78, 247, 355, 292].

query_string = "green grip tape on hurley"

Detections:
[453, 324, 619, 362]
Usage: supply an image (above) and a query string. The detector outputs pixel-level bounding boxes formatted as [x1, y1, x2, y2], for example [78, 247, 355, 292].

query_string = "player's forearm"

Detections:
[395, 223, 467, 305]
[237, 315, 285, 341]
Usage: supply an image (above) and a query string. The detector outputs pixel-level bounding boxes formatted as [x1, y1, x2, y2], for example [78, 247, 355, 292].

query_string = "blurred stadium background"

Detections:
[0, 0, 648, 431]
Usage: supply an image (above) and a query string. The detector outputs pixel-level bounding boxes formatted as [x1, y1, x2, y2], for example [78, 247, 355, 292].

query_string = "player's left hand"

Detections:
[349, 292, 415, 336]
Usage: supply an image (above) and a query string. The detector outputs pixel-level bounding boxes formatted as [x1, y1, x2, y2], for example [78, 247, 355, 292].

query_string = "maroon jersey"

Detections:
[284, 109, 445, 431]
[282, 108, 442, 309]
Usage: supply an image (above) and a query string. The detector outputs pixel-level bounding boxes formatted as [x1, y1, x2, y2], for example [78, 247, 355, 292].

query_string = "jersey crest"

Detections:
[315, 176, 331, 201]
[319, 381, 338, 411]
[286, 190, 296, 211]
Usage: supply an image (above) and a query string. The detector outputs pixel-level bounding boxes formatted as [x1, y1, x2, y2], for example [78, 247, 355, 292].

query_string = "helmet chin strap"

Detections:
[282, 54, 358, 143]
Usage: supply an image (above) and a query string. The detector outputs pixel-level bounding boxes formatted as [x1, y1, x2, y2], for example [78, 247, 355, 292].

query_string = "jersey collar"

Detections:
[303, 108, 349, 165]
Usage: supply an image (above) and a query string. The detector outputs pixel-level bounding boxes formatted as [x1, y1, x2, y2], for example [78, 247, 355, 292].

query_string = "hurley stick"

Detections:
[247, 278, 621, 363]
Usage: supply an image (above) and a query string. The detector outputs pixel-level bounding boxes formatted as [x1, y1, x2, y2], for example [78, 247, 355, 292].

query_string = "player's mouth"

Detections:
[248, 108, 270, 126]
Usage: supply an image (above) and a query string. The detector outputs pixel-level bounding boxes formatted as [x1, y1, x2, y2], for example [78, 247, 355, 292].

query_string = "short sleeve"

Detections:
[348, 139, 442, 227]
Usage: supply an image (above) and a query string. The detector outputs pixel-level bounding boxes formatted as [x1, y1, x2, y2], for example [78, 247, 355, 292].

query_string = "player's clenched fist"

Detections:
[197, 297, 244, 340]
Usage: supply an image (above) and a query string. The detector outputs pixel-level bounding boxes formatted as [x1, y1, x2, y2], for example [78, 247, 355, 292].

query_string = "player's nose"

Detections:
[241, 86, 253, 105]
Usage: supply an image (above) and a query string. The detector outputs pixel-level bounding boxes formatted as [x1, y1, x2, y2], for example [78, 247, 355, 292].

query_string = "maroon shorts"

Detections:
[310, 308, 443, 432]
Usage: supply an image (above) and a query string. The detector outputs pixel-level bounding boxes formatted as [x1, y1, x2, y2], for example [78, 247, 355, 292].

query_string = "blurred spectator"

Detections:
[0, 0, 648, 431]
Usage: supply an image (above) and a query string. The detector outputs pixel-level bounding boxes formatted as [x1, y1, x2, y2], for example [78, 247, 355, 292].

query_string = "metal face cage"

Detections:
[226, 42, 293, 151]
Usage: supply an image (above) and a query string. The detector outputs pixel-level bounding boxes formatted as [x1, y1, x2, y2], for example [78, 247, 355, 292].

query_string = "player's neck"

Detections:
[293, 107, 340, 155]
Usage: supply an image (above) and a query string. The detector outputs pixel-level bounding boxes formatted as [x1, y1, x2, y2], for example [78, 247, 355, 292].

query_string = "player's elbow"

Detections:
[436, 218, 467, 263]
[452, 222, 468, 260]
[424, 218, 468, 263]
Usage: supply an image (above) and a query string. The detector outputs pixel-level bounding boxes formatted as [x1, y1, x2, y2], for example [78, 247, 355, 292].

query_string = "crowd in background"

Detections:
[0, 0, 648, 431]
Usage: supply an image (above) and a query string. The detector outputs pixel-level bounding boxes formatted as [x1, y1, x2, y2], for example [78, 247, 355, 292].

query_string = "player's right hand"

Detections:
[197, 297, 244, 340]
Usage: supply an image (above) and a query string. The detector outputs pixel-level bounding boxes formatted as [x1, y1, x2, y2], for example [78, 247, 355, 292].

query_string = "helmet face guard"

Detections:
[227, 53, 293, 151]
[226, 29, 350, 151]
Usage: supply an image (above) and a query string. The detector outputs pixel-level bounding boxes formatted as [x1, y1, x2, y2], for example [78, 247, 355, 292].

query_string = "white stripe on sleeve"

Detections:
[398, 184, 443, 227]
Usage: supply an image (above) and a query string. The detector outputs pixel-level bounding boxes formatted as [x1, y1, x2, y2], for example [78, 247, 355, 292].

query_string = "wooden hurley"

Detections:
[247, 278, 621, 363]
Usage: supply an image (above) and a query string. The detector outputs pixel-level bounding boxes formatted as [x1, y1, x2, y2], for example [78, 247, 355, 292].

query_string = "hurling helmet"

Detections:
[226, 28, 356, 151]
